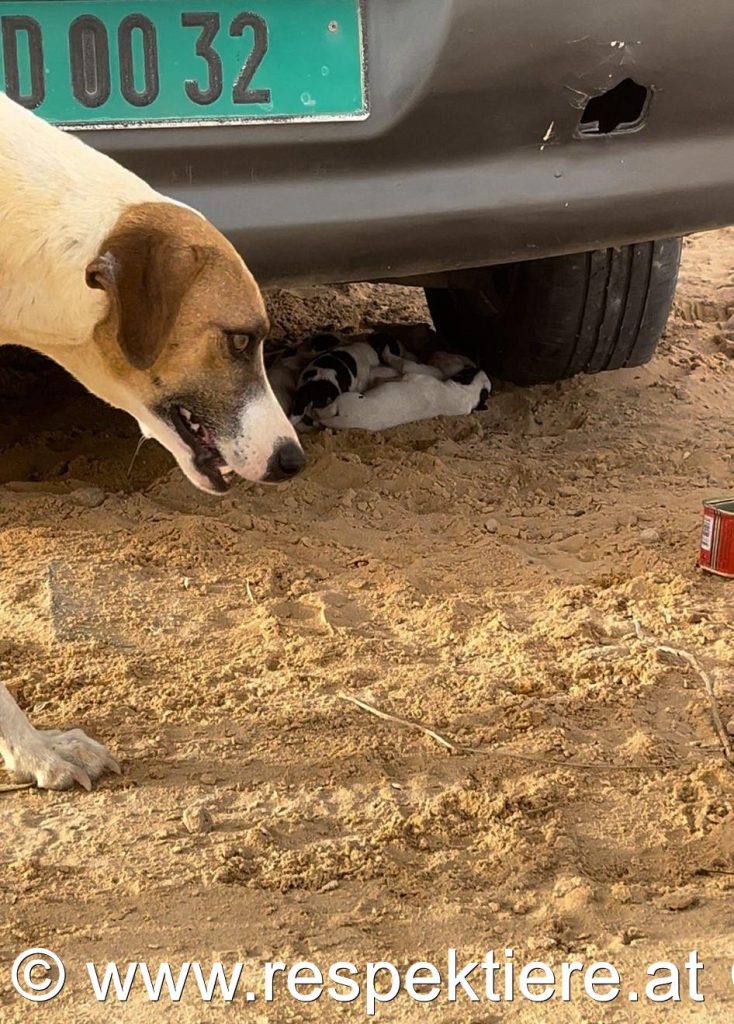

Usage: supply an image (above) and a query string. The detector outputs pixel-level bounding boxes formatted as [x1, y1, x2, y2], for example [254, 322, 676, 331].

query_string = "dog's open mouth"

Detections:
[170, 405, 234, 492]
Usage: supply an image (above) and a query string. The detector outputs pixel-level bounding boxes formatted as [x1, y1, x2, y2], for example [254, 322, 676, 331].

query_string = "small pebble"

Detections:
[662, 892, 699, 912]
[639, 528, 660, 544]
[183, 803, 213, 834]
[70, 486, 105, 508]
[484, 518, 499, 534]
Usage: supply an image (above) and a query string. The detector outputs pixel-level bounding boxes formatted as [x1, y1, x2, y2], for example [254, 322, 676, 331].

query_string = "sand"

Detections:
[1, 229, 733, 1022]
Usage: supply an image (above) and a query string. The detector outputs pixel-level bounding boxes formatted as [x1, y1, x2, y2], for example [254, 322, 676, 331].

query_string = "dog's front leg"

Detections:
[0, 683, 119, 790]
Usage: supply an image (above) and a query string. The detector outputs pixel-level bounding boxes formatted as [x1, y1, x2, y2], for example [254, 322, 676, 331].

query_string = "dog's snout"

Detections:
[264, 439, 305, 481]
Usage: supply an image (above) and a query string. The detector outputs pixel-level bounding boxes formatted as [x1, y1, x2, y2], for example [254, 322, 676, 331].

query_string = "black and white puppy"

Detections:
[266, 331, 344, 413]
[289, 338, 382, 431]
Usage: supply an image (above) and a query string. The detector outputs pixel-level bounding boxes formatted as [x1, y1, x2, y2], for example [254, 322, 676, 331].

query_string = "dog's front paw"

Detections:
[10, 728, 120, 791]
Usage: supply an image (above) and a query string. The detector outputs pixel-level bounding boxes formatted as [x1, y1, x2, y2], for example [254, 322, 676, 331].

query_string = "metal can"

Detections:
[699, 499, 734, 578]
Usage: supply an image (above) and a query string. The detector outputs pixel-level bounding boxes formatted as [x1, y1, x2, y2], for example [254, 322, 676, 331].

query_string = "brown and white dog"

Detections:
[0, 94, 304, 791]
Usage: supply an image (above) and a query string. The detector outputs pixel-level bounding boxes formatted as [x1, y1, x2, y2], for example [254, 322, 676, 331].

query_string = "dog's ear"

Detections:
[86, 230, 207, 370]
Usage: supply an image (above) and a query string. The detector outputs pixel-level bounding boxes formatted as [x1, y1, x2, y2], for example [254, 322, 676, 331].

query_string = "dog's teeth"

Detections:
[179, 407, 192, 422]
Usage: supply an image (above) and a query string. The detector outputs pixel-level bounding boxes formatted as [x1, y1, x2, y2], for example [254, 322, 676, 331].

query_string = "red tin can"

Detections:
[699, 499, 734, 578]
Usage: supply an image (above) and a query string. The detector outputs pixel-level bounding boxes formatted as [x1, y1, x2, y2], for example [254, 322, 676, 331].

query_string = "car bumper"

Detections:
[83, 0, 734, 286]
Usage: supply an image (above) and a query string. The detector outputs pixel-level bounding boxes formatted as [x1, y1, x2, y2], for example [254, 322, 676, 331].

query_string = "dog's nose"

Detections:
[277, 441, 305, 477]
[264, 440, 305, 481]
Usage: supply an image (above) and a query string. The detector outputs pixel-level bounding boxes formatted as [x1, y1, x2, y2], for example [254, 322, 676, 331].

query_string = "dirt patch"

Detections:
[1, 231, 734, 1021]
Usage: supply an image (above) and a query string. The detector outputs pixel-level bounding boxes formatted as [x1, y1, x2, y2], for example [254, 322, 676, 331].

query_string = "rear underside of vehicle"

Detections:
[54, 0, 733, 288]
[3, 0, 733, 380]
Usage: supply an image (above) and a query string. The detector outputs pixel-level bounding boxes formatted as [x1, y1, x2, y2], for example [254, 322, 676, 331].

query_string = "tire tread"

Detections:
[426, 238, 682, 385]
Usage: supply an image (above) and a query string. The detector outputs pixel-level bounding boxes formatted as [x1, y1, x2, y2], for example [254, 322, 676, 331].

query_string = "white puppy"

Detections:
[316, 368, 491, 432]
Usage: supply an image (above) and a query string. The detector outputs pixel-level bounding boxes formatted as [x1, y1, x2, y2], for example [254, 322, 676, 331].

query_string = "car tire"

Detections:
[425, 238, 682, 385]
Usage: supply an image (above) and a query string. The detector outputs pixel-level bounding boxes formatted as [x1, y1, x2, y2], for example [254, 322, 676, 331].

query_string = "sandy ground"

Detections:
[1, 230, 734, 1022]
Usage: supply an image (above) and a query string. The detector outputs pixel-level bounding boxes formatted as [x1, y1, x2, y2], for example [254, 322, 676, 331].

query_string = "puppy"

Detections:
[316, 368, 492, 432]
[0, 94, 305, 791]
[379, 352, 476, 381]
[372, 334, 475, 381]
[428, 351, 478, 379]
[290, 341, 380, 431]
[267, 352, 302, 414]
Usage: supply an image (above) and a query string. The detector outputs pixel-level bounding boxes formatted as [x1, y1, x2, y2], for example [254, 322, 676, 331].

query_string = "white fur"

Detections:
[316, 371, 491, 431]
[390, 359, 445, 380]
[0, 682, 120, 790]
[367, 365, 402, 383]
[0, 94, 158, 351]
[221, 350, 300, 480]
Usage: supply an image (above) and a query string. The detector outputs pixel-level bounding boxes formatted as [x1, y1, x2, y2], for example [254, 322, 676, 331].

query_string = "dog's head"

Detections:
[85, 202, 303, 494]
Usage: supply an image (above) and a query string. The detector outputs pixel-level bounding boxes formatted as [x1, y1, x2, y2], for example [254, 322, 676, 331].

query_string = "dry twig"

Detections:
[339, 693, 460, 753]
[338, 693, 659, 773]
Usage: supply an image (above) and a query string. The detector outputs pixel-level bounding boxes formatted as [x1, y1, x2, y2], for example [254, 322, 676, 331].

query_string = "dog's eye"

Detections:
[225, 331, 253, 357]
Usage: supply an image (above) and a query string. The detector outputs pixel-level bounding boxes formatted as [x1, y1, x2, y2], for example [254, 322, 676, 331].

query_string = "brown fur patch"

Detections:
[86, 202, 270, 430]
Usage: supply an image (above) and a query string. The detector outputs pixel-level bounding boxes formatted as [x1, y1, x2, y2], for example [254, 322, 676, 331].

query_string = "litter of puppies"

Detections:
[266, 324, 491, 433]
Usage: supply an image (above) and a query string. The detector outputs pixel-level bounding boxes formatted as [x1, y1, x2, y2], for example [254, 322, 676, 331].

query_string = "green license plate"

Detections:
[0, 0, 366, 128]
